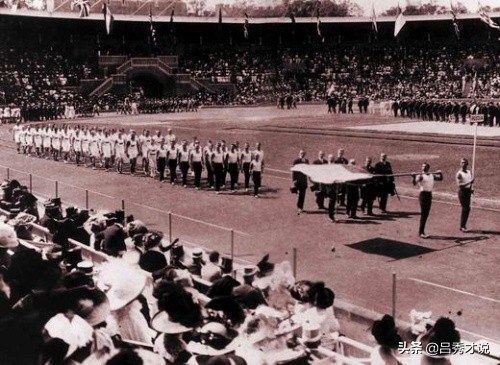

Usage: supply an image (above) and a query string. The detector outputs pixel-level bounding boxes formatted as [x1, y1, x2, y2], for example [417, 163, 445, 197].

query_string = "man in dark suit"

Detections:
[313, 151, 328, 209]
[292, 150, 309, 215]
[374, 153, 395, 213]
[334, 148, 348, 206]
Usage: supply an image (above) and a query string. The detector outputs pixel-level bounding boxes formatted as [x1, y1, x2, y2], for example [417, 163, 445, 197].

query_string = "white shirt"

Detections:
[250, 160, 263, 172]
[240, 150, 252, 163]
[456, 169, 472, 188]
[418, 174, 434, 192]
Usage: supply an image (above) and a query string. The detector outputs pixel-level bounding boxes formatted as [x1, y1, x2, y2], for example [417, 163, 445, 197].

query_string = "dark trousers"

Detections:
[360, 190, 375, 215]
[252, 171, 261, 195]
[228, 163, 239, 190]
[168, 159, 177, 183]
[222, 165, 228, 186]
[297, 187, 307, 210]
[213, 163, 224, 191]
[157, 157, 166, 181]
[346, 191, 359, 218]
[180, 161, 190, 185]
[419, 191, 432, 234]
[193, 162, 202, 187]
[379, 192, 389, 212]
[130, 158, 137, 174]
[243, 162, 251, 189]
[328, 194, 337, 220]
[315, 190, 325, 209]
[206, 164, 214, 187]
[458, 188, 472, 229]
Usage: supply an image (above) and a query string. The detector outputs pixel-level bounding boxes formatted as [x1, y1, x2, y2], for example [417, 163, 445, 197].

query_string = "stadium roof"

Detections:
[1, 7, 499, 24]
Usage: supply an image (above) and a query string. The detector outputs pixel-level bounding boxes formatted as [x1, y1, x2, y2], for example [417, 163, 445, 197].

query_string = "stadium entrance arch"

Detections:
[127, 69, 175, 98]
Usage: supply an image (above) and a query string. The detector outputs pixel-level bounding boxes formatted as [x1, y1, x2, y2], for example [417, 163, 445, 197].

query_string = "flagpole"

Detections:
[471, 121, 478, 177]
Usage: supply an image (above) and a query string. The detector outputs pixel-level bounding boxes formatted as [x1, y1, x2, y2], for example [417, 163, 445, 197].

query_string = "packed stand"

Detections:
[0, 175, 482, 364]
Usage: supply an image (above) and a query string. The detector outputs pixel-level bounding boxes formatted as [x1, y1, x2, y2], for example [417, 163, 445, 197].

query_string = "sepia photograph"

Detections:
[0, 0, 499, 363]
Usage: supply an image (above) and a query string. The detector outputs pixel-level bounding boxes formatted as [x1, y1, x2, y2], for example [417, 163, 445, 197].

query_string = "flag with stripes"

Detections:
[371, 3, 378, 40]
[394, 3, 406, 37]
[316, 8, 324, 42]
[450, 2, 460, 40]
[149, 5, 157, 47]
[244, 13, 249, 39]
[102, 3, 114, 35]
[71, 0, 90, 17]
[479, 8, 500, 30]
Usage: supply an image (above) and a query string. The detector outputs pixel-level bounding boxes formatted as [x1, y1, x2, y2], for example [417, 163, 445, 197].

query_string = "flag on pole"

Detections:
[394, 3, 406, 37]
[478, 7, 500, 30]
[102, 3, 114, 35]
[244, 13, 249, 39]
[450, 1, 460, 40]
[371, 3, 378, 40]
[149, 5, 157, 47]
[71, 0, 90, 17]
[316, 8, 324, 43]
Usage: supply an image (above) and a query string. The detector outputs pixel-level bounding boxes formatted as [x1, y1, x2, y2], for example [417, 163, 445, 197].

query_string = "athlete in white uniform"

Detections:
[100, 132, 113, 170]
[25, 126, 33, 156]
[61, 128, 72, 163]
[127, 131, 139, 175]
[42, 126, 51, 159]
[51, 127, 61, 161]
[89, 131, 100, 169]
[81, 130, 91, 167]
[147, 140, 159, 178]
[140, 130, 152, 174]
[13, 122, 22, 153]
[33, 126, 43, 157]
[73, 129, 83, 166]
[114, 132, 127, 174]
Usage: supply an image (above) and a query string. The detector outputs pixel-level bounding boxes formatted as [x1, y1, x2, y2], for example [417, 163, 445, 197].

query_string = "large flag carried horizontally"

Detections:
[102, 3, 114, 35]
[371, 2, 378, 40]
[450, 1, 460, 40]
[71, 0, 90, 17]
[244, 13, 249, 39]
[149, 5, 157, 46]
[478, 7, 500, 30]
[394, 3, 406, 37]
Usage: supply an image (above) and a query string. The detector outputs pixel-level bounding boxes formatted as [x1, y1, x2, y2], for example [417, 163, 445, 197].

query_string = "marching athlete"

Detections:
[226, 144, 240, 193]
[178, 141, 191, 187]
[167, 140, 179, 185]
[190, 141, 204, 190]
[240, 143, 252, 192]
[114, 131, 127, 174]
[127, 130, 139, 175]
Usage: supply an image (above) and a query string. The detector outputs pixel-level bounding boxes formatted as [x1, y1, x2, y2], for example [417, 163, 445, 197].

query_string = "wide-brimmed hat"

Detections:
[58, 285, 111, 327]
[191, 248, 204, 259]
[151, 310, 193, 334]
[205, 296, 246, 326]
[238, 265, 258, 278]
[196, 354, 247, 365]
[97, 261, 147, 311]
[0, 223, 18, 249]
[142, 231, 163, 250]
[187, 322, 238, 356]
[256, 254, 274, 278]
[139, 250, 167, 274]
[231, 285, 267, 310]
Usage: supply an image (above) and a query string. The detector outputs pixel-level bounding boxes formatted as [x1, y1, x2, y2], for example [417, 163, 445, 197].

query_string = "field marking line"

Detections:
[130, 202, 251, 237]
[266, 168, 290, 174]
[408, 277, 500, 305]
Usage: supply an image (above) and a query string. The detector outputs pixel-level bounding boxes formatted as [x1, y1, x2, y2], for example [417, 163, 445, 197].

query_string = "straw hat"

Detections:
[0, 223, 18, 249]
[97, 261, 147, 311]
[151, 310, 193, 334]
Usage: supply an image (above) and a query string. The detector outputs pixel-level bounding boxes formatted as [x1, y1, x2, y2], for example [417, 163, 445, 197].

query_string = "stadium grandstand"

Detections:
[1, 3, 500, 364]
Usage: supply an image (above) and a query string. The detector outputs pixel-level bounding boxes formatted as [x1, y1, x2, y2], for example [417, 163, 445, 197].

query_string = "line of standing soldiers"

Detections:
[392, 99, 500, 126]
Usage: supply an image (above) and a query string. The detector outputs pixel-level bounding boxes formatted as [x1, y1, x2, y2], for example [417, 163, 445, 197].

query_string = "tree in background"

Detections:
[382, 1, 468, 16]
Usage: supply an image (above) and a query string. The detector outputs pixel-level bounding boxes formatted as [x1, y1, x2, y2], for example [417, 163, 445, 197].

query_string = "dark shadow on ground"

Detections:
[347, 237, 435, 260]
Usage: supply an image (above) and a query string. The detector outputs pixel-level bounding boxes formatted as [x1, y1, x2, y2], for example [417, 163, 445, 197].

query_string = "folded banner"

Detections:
[290, 164, 373, 184]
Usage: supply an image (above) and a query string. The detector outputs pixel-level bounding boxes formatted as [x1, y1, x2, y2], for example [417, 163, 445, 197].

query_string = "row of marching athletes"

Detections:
[149, 140, 265, 197]
[13, 123, 265, 196]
